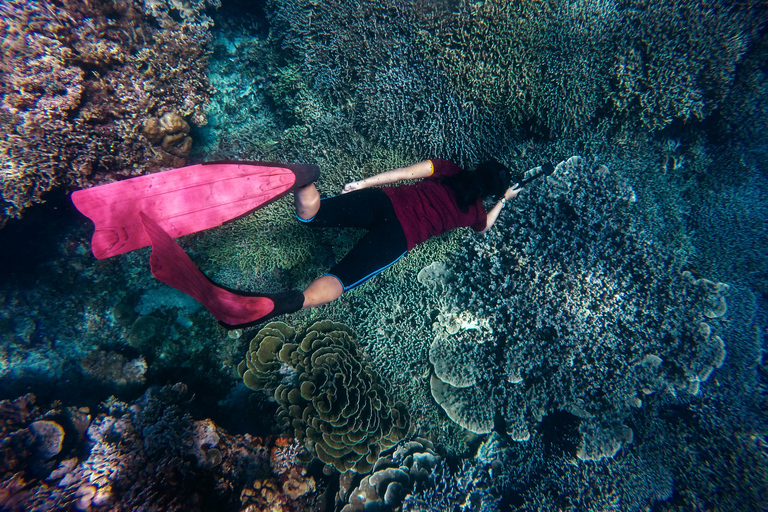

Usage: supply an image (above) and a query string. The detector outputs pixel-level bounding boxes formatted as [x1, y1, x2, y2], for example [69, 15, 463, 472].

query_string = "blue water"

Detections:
[0, 1, 766, 511]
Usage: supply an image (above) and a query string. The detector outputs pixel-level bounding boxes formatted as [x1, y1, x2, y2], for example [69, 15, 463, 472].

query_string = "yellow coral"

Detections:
[238, 321, 410, 473]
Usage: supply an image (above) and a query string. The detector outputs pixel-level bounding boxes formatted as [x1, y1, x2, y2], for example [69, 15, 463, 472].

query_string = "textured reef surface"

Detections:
[1, 1, 768, 511]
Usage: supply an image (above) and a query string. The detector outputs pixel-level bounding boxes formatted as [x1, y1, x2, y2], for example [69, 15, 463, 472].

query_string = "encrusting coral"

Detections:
[0, 0, 219, 226]
[238, 320, 410, 473]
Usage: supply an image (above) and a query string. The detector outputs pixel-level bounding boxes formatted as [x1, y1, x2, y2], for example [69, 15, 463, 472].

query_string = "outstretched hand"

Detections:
[505, 183, 523, 201]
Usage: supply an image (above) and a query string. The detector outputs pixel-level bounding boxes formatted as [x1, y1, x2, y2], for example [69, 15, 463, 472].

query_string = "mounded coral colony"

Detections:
[426, 157, 729, 459]
[238, 320, 410, 473]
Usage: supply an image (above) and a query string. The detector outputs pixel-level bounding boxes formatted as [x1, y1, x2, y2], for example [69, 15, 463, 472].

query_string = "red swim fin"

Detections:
[72, 161, 320, 259]
[139, 212, 304, 329]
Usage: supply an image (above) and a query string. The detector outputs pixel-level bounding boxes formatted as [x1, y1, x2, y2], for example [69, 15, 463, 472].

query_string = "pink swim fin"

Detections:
[72, 161, 320, 259]
[139, 212, 305, 329]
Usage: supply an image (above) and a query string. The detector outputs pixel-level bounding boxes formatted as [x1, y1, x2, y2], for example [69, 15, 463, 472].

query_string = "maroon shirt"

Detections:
[382, 159, 487, 250]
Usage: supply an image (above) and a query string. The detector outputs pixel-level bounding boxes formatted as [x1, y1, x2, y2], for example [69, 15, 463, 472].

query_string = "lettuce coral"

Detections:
[238, 320, 410, 473]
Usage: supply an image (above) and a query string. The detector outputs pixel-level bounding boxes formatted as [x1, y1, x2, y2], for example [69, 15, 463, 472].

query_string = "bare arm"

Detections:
[342, 161, 434, 193]
[478, 184, 523, 234]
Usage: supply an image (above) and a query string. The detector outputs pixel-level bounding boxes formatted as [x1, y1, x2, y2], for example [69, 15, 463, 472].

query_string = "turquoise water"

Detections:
[0, 1, 766, 511]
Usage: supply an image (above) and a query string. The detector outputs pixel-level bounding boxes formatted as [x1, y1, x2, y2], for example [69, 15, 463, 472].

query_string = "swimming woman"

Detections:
[265, 159, 523, 322]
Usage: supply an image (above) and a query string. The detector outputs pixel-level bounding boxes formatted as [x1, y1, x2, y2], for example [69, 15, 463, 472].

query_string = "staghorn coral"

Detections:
[425, 156, 730, 457]
[0, 0, 218, 226]
[237, 320, 410, 473]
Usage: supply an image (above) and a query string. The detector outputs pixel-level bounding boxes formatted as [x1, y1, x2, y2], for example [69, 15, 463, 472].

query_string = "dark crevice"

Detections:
[492, 304, 512, 439]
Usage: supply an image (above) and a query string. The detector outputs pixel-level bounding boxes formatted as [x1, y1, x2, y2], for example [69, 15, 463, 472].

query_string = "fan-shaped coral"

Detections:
[238, 320, 410, 473]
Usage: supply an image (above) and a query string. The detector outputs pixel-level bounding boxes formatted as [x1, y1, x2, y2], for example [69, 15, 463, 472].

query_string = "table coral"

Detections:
[238, 320, 411, 473]
[0, 0, 218, 226]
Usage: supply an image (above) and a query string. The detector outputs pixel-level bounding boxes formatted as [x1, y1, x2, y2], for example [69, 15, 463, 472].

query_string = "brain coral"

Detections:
[238, 320, 410, 473]
[426, 156, 730, 459]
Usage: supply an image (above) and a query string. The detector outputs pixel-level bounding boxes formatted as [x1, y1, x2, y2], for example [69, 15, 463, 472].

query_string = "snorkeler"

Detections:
[290, 159, 522, 315]
[73, 158, 539, 329]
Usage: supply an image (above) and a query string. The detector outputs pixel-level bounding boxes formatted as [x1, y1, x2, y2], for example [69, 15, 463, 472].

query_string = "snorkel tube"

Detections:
[511, 162, 555, 187]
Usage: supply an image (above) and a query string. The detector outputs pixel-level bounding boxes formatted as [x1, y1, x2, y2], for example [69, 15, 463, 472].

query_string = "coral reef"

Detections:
[607, 0, 748, 131]
[0, 2, 766, 512]
[0, 384, 321, 512]
[427, 1, 619, 136]
[428, 0, 751, 134]
[0, 0, 218, 226]
[79, 350, 147, 387]
[425, 156, 730, 456]
[264, 0, 758, 169]
[401, 435, 502, 512]
[337, 437, 440, 512]
[238, 320, 410, 473]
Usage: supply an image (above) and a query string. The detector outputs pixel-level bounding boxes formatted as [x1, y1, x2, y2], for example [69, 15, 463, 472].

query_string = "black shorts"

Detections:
[296, 188, 407, 291]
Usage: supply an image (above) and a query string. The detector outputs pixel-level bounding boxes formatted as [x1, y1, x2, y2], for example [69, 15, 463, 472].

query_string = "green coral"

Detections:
[199, 200, 317, 274]
[238, 320, 410, 473]
[425, 0, 749, 135]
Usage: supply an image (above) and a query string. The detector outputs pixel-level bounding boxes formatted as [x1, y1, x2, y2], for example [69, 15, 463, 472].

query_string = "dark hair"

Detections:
[442, 159, 511, 211]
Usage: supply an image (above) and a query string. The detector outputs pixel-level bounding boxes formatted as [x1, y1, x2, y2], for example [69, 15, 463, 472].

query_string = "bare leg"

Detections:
[295, 184, 321, 220]
[302, 275, 343, 309]
[294, 186, 342, 307]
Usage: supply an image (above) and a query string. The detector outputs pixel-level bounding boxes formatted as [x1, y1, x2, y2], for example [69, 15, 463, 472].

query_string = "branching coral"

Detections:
[426, 0, 620, 137]
[238, 320, 410, 473]
[607, 0, 749, 131]
[265, 0, 514, 164]
[426, 0, 752, 135]
[0, 0, 218, 226]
